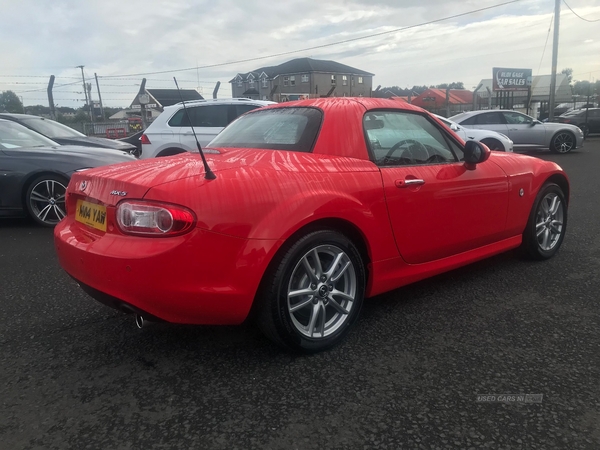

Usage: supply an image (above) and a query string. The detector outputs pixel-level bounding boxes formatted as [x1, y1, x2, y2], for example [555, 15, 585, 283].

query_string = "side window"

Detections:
[503, 111, 532, 124]
[191, 105, 229, 127]
[235, 104, 260, 116]
[364, 111, 459, 167]
[476, 112, 504, 125]
[458, 115, 477, 126]
[229, 104, 261, 124]
[168, 109, 186, 127]
[168, 105, 230, 128]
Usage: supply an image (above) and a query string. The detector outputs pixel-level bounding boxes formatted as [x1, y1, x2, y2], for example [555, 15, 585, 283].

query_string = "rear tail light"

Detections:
[140, 134, 151, 145]
[116, 201, 195, 236]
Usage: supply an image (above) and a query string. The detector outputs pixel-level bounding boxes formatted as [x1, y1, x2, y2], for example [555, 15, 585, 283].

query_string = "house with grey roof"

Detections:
[129, 89, 204, 112]
[230, 57, 374, 101]
[117, 88, 204, 124]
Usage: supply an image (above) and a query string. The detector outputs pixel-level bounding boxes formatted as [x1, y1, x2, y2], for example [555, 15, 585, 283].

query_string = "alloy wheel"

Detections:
[535, 192, 564, 251]
[287, 244, 357, 339]
[29, 179, 67, 225]
[553, 132, 574, 153]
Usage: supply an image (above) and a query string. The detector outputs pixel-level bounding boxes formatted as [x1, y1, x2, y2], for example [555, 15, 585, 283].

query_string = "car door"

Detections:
[0, 147, 31, 211]
[178, 104, 230, 149]
[365, 111, 509, 264]
[0, 148, 19, 211]
[501, 111, 546, 147]
[470, 112, 510, 136]
[588, 109, 600, 133]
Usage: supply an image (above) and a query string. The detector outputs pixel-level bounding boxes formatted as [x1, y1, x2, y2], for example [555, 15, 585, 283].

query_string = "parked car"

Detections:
[555, 108, 600, 138]
[434, 114, 513, 152]
[0, 119, 135, 226]
[119, 130, 143, 157]
[139, 98, 275, 159]
[54, 98, 569, 352]
[449, 110, 584, 153]
[0, 113, 138, 156]
[553, 102, 598, 117]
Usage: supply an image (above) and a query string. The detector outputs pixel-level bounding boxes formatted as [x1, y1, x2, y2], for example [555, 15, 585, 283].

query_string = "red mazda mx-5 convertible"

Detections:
[54, 97, 569, 352]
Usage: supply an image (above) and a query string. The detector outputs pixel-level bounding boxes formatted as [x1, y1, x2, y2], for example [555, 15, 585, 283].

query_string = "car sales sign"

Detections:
[492, 68, 532, 91]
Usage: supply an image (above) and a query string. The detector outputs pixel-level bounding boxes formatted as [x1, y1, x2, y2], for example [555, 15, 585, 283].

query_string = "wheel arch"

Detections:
[248, 217, 373, 321]
[544, 173, 570, 205]
[156, 147, 187, 157]
[288, 218, 372, 269]
[550, 129, 577, 152]
[479, 137, 503, 150]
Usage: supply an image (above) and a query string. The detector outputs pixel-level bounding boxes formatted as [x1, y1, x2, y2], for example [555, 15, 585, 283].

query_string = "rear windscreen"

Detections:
[208, 107, 322, 152]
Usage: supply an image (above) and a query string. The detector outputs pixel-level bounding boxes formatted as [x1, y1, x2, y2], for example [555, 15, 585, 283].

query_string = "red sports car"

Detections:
[54, 98, 569, 352]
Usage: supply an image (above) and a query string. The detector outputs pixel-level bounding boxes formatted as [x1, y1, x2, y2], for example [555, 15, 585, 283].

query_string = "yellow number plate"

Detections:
[75, 199, 107, 232]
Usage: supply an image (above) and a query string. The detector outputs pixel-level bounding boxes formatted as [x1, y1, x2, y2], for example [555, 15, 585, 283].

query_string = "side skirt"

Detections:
[367, 235, 522, 297]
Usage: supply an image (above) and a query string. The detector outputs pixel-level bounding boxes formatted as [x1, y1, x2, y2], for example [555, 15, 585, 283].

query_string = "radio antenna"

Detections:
[173, 77, 216, 180]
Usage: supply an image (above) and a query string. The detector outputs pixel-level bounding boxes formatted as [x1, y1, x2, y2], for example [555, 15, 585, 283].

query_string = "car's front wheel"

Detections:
[521, 183, 567, 260]
[480, 138, 504, 151]
[257, 229, 365, 353]
[550, 131, 576, 153]
[25, 174, 68, 227]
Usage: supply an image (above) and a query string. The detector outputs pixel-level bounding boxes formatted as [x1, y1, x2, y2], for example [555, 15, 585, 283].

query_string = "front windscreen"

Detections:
[208, 107, 322, 152]
[21, 117, 85, 138]
[0, 120, 60, 149]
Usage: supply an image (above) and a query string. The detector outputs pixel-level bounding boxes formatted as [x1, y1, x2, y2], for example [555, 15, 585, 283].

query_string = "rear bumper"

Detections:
[54, 218, 278, 325]
[74, 279, 165, 322]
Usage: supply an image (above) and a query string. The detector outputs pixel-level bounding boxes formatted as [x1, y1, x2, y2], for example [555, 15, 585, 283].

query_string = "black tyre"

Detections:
[521, 183, 567, 260]
[480, 138, 504, 151]
[257, 229, 366, 353]
[25, 174, 68, 227]
[549, 131, 575, 153]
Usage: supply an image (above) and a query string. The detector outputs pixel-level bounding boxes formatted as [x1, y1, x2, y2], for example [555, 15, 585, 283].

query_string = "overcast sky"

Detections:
[1, 0, 598, 108]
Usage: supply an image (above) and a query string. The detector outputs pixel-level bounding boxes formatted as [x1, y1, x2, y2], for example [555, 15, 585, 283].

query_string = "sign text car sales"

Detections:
[492, 67, 532, 92]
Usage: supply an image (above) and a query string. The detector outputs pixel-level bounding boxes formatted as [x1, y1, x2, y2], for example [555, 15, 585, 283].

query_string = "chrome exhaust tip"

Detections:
[135, 314, 145, 329]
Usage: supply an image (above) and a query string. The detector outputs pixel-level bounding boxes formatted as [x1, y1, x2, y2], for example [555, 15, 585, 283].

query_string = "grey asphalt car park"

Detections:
[1, 140, 600, 449]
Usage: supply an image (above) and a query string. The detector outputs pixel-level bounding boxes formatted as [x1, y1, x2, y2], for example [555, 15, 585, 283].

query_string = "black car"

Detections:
[555, 108, 600, 137]
[0, 119, 135, 226]
[0, 113, 138, 155]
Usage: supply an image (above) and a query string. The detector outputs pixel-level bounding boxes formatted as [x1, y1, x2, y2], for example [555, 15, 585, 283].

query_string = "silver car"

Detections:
[449, 110, 584, 153]
[434, 114, 513, 152]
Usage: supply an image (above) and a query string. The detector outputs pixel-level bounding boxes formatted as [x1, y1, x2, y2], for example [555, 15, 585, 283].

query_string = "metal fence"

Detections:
[83, 121, 141, 138]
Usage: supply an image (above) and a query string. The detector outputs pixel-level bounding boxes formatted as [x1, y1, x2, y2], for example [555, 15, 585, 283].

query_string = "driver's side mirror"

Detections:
[450, 123, 460, 132]
[464, 140, 491, 169]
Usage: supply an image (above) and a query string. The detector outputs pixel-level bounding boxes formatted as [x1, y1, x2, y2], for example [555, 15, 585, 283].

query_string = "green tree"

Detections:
[561, 68, 573, 85]
[572, 80, 600, 97]
[23, 104, 51, 116]
[410, 85, 429, 95]
[0, 90, 24, 113]
[434, 82, 464, 89]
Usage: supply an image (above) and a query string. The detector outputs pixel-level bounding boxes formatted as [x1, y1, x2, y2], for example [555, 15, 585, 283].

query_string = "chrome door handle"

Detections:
[396, 179, 425, 188]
